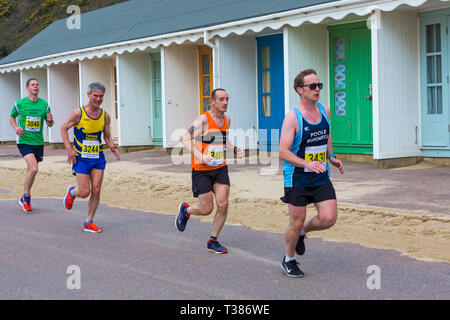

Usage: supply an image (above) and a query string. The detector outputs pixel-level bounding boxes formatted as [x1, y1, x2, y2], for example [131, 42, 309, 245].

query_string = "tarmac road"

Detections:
[0, 198, 449, 300]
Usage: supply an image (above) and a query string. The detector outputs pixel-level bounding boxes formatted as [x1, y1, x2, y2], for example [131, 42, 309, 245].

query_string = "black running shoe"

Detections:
[281, 257, 304, 278]
[296, 234, 307, 255]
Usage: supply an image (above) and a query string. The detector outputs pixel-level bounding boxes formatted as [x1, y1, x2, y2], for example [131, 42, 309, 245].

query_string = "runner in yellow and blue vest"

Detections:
[279, 69, 344, 278]
[60, 82, 120, 233]
[9, 78, 54, 212]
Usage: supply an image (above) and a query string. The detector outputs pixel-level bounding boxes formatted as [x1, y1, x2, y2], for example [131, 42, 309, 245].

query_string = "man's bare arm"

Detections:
[180, 114, 208, 163]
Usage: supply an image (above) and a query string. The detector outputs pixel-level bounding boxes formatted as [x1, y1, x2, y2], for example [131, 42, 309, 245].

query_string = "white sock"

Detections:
[285, 255, 296, 263]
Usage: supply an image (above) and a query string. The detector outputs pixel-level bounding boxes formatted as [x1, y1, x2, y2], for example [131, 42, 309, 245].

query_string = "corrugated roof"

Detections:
[0, 0, 336, 66]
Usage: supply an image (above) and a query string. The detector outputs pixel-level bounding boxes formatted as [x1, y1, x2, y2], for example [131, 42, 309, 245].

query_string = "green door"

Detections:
[329, 22, 373, 154]
[151, 52, 163, 146]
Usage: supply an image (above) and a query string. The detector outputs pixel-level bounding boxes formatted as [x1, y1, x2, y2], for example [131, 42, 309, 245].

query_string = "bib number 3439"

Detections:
[304, 145, 327, 172]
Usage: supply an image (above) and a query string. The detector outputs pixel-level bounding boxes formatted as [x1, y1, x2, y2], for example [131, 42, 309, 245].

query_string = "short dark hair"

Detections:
[26, 78, 39, 87]
[211, 88, 226, 100]
[293, 69, 317, 92]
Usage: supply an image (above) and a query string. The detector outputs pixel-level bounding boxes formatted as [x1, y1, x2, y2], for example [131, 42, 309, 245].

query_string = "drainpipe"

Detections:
[203, 30, 219, 88]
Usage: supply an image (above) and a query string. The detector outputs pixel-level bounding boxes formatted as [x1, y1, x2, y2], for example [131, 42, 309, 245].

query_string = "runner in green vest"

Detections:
[9, 78, 54, 212]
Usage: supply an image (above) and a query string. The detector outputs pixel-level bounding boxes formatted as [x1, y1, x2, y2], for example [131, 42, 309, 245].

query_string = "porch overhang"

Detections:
[0, 0, 428, 74]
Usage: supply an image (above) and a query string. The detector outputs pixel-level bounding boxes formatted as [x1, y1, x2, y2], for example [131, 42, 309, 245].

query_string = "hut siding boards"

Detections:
[48, 63, 79, 143]
[0, 72, 20, 141]
[116, 52, 152, 146]
[217, 36, 258, 149]
[373, 11, 421, 159]
[163, 45, 199, 148]
[285, 25, 329, 112]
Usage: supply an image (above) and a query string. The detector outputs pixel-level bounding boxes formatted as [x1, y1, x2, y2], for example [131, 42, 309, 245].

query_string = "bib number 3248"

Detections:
[25, 116, 41, 132]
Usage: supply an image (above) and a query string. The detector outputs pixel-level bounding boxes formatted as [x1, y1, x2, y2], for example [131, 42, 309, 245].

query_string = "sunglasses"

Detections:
[301, 83, 323, 90]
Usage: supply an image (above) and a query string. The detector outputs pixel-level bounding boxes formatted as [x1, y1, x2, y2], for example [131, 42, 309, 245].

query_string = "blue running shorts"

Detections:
[72, 153, 106, 176]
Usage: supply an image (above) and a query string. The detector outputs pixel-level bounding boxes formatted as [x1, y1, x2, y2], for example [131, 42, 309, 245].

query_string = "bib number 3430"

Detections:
[207, 145, 225, 167]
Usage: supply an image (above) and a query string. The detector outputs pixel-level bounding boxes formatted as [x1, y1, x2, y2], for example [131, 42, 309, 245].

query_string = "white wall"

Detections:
[372, 10, 421, 159]
[284, 24, 329, 112]
[116, 52, 152, 146]
[78, 58, 114, 138]
[216, 36, 258, 149]
[21, 68, 50, 142]
[0, 72, 20, 141]
[163, 45, 199, 148]
[48, 63, 79, 143]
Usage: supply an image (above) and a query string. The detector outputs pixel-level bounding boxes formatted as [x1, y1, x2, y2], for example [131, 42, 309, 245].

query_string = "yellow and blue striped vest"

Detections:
[73, 106, 105, 157]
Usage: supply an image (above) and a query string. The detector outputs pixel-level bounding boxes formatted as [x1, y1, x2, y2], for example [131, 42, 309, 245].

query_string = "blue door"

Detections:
[257, 34, 285, 151]
[420, 11, 450, 154]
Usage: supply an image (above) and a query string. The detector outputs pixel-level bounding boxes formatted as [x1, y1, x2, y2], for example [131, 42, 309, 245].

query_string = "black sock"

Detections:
[210, 236, 217, 241]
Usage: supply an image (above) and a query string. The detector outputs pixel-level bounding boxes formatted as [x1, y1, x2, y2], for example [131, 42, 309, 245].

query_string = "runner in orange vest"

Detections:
[176, 88, 244, 254]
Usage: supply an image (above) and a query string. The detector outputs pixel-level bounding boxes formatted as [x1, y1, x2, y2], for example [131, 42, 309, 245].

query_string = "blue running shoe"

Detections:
[175, 202, 190, 232]
[19, 194, 32, 212]
[207, 239, 228, 254]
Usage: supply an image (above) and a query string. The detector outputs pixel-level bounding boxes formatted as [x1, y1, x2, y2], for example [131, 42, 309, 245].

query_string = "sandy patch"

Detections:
[1, 155, 449, 264]
[391, 162, 440, 170]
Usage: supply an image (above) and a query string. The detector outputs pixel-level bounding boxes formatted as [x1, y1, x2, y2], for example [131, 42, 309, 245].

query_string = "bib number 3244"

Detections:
[81, 140, 100, 159]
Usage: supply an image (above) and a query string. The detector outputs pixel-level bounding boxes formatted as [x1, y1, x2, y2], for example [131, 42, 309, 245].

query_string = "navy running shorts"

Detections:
[17, 144, 44, 162]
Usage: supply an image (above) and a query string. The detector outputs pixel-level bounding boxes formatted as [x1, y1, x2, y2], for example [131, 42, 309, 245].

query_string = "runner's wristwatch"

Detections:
[328, 153, 336, 160]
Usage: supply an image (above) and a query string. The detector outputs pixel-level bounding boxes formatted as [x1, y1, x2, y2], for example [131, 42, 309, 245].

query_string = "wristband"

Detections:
[328, 153, 336, 160]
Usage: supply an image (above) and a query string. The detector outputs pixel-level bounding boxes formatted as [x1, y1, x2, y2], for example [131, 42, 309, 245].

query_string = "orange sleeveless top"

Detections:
[192, 111, 229, 171]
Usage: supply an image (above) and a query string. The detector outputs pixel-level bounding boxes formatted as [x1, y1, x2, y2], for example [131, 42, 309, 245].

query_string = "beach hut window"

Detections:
[425, 23, 443, 114]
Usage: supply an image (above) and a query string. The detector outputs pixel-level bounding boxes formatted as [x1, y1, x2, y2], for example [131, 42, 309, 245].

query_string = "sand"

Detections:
[1, 154, 449, 264]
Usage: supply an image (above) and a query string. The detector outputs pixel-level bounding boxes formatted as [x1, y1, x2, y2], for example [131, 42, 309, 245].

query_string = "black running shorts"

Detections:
[281, 182, 336, 206]
[192, 165, 230, 197]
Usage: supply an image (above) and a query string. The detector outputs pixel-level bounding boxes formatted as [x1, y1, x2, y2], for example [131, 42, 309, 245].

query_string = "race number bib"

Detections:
[25, 116, 41, 132]
[207, 145, 225, 167]
[304, 145, 327, 172]
[81, 140, 100, 159]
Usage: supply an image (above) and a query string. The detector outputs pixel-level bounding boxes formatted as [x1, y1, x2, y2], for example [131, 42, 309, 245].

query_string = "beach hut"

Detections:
[0, 0, 449, 165]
